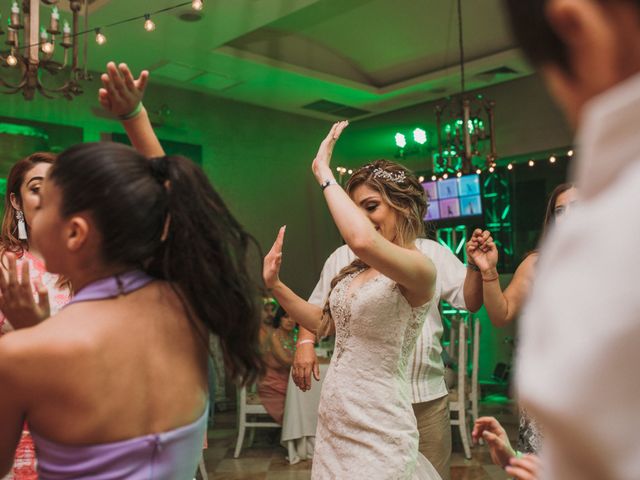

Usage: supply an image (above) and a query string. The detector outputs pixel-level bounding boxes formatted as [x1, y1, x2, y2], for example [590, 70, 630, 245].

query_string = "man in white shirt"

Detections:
[294, 238, 483, 480]
[503, 1, 640, 479]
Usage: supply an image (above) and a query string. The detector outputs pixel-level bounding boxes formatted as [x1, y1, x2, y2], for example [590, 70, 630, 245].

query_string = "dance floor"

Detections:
[201, 401, 516, 480]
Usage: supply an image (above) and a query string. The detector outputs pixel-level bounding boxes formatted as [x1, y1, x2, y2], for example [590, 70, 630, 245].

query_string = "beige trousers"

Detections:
[412, 395, 451, 480]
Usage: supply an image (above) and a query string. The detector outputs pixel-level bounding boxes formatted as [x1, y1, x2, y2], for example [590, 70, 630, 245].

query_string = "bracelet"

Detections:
[320, 179, 338, 190]
[467, 263, 480, 272]
[482, 275, 499, 282]
[118, 102, 143, 121]
[297, 339, 315, 347]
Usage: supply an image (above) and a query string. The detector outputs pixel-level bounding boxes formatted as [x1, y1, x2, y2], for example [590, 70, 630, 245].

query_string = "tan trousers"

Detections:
[412, 395, 451, 480]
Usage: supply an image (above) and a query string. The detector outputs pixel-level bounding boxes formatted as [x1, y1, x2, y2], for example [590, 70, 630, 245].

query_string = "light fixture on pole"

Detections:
[434, 0, 497, 175]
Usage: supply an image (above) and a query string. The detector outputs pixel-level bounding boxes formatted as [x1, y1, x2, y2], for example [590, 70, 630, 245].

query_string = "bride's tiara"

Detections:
[372, 167, 406, 184]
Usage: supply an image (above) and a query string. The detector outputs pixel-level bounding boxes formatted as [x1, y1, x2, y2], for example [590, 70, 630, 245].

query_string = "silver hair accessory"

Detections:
[372, 168, 406, 184]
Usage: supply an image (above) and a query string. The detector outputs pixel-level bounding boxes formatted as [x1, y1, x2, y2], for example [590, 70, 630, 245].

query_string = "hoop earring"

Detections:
[16, 210, 27, 240]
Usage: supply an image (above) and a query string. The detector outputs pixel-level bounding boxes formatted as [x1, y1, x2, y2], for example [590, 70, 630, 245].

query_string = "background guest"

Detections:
[258, 306, 296, 424]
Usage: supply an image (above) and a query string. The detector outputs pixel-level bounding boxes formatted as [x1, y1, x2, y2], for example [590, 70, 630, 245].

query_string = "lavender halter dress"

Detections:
[30, 271, 208, 480]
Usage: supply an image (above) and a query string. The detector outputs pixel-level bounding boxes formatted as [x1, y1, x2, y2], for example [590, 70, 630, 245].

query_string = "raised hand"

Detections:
[472, 416, 515, 467]
[311, 121, 349, 181]
[505, 454, 541, 480]
[0, 253, 50, 330]
[466, 228, 498, 273]
[263, 226, 286, 289]
[98, 62, 149, 118]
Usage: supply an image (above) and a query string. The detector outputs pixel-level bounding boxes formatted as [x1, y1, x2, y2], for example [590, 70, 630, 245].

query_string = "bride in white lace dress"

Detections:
[263, 122, 442, 479]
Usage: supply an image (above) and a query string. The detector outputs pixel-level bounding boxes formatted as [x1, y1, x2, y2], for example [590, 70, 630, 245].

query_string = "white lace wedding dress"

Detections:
[311, 269, 442, 479]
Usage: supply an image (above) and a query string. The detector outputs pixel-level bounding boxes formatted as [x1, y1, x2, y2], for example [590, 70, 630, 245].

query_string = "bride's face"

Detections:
[351, 184, 398, 243]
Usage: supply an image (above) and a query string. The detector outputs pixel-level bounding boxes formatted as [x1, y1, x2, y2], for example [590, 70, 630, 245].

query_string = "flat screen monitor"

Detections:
[421, 174, 483, 221]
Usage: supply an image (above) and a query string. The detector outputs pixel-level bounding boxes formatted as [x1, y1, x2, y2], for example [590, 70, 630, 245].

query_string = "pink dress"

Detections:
[257, 330, 294, 424]
[0, 251, 70, 480]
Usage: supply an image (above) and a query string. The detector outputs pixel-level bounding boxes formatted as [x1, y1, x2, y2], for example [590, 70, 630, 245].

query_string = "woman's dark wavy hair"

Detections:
[49, 142, 263, 384]
[272, 305, 288, 329]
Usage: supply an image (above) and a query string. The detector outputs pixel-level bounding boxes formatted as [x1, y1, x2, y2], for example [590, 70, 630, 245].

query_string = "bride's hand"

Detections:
[312, 121, 349, 182]
[263, 226, 286, 289]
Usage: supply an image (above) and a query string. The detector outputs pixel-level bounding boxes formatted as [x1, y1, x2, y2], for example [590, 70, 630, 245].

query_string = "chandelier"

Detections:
[0, 0, 88, 100]
[434, 0, 497, 175]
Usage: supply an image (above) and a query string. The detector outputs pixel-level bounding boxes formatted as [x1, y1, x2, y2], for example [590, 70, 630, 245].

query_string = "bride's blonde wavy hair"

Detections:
[316, 159, 427, 338]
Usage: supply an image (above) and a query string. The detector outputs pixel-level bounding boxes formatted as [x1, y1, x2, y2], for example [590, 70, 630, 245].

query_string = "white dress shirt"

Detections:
[516, 72, 640, 480]
[308, 238, 467, 403]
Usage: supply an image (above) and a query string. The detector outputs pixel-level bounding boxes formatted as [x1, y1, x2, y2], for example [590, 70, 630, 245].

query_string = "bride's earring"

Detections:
[16, 210, 27, 240]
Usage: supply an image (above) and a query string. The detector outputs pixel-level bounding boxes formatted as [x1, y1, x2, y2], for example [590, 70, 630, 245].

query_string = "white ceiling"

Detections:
[64, 0, 529, 120]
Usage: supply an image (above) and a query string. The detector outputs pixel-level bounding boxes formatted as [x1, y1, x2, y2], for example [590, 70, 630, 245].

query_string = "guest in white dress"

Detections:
[263, 121, 441, 479]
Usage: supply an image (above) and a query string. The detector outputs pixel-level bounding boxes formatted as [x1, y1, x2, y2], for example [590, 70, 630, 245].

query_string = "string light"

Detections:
[442, 173, 449, 179]
[528, 159, 535, 167]
[475, 169, 481, 175]
[144, 14, 156, 32]
[507, 163, 513, 170]
[95, 28, 107, 45]
[348, 169, 353, 175]
[549, 155, 556, 164]
[567, 149, 574, 157]
[488, 166, 495, 173]
[6, 54, 17, 67]
[192, 0, 204, 11]
[456, 171, 462, 178]
[418, 176, 425, 183]
[431, 175, 437, 181]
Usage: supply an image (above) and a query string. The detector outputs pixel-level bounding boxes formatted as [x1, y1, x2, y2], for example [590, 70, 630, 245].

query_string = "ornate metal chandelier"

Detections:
[0, 0, 88, 100]
[434, 0, 497, 175]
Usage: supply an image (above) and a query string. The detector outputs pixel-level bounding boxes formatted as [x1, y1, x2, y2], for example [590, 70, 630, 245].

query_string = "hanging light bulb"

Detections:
[528, 159, 535, 167]
[507, 163, 513, 170]
[40, 28, 54, 54]
[567, 149, 574, 157]
[489, 166, 495, 173]
[6, 54, 18, 67]
[192, 0, 204, 10]
[431, 175, 437, 181]
[95, 28, 106, 45]
[418, 176, 425, 183]
[348, 169, 353, 175]
[144, 14, 156, 32]
[549, 155, 556, 164]
[442, 173, 449, 179]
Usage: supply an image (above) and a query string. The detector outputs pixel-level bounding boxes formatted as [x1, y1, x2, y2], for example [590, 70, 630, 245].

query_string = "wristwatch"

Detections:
[320, 179, 338, 190]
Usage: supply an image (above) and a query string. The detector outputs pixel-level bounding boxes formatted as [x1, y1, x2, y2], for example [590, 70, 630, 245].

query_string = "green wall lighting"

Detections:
[413, 128, 427, 145]
[394, 132, 407, 149]
[0, 123, 49, 140]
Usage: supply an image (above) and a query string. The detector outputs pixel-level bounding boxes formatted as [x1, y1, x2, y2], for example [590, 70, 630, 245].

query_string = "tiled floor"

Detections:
[201, 399, 517, 480]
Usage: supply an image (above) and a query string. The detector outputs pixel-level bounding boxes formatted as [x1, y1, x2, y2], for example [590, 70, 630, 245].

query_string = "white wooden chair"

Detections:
[470, 318, 480, 425]
[448, 319, 471, 459]
[233, 385, 280, 458]
[195, 455, 208, 479]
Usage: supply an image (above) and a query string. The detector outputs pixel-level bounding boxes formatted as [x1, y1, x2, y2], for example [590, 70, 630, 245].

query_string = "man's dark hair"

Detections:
[503, 0, 640, 72]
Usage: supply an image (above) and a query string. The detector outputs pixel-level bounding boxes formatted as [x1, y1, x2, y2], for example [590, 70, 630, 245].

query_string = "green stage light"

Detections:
[394, 132, 407, 148]
[413, 128, 427, 145]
